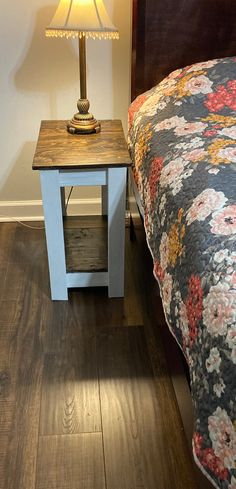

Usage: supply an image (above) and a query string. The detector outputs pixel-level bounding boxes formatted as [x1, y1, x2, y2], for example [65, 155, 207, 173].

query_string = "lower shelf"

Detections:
[64, 215, 108, 273]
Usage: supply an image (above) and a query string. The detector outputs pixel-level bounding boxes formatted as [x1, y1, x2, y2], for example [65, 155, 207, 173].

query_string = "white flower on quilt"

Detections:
[187, 60, 218, 72]
[159, 194, 167, 226]
[229, 476, 236, 489]
[154, 115, 186, 132]
[159, 232, 169, 271]
[156, 76, 178, 94]
[174, 291, 189, 337]
[218, 146, 236, 163]
[208, 167, 220, 175]
[203, 283, 236, 336]
[174, 121, 207, 136]
[159, 158, 195, 196]
[205, 347, 221, 373]
[226, 325, 236, 350]
[231, 347, 236, 365]
[219, 126, 236, 140]
[158, 101, 168, 111]
[183, 148, 207, 162]
[175, 137, 204, 150]
[186, 189, 227, 226]
[213, 379, 226, 398]
[161, 273, 173, 315]
[231, 271, 236, 289]
[159, 158, 186, 187]
[184, 75, 213, 95]
[214, 249, 231, 264]
[160, 212, 166, 227]
[172, 180, 183, 195]
[208, 407, 236, 469]
[173, 168, 194, 196]
[210, 204, 236, 235]
[159, 194, 167, 213]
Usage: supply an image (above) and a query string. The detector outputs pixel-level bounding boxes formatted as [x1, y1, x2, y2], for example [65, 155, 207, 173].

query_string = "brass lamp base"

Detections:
[67, 98, 101, 135]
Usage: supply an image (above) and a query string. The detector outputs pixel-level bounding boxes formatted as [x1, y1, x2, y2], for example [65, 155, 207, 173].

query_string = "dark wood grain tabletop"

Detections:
[32, 120, 131, 170]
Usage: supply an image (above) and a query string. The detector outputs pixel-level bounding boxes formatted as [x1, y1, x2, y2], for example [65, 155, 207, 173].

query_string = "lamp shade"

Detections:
[46, 0, 119, 39]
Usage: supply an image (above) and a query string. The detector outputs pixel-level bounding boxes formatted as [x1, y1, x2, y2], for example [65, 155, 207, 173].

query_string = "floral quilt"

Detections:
[128, 57, 236, 489]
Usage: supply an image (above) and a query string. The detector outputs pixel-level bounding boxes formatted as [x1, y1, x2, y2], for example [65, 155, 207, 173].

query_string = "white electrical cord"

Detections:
[0, 186, 74, 230]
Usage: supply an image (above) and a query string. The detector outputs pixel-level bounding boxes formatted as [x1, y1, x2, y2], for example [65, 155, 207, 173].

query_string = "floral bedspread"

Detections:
[128, 57, 236, 489]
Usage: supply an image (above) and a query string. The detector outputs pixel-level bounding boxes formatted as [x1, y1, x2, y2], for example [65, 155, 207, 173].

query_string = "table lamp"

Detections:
[46, 0, 119, 134]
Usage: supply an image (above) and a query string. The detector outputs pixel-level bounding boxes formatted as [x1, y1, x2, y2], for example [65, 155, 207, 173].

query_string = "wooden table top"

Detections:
[32, 120, 131, 170]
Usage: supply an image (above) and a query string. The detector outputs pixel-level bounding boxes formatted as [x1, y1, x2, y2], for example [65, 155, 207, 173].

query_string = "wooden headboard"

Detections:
[131, 0, 236, 100]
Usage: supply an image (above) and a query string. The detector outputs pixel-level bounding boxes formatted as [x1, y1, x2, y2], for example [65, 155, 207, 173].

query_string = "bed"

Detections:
[128, 2, 236, 489]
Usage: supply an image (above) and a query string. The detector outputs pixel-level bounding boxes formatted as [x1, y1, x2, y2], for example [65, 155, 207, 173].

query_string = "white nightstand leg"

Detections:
[40, 170, 68, 300]
[108, 167, 127, 297]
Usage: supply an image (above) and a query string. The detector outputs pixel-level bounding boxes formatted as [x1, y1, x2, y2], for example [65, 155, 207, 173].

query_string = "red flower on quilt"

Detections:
[193, 432, 229, 481]
[149, 157, 164, 201]
[201, 449, 229, 481]
[128, 94, 147, 126]
[185, 274, 203, 345]
[153, 260, 165, 282]
[193, 432, 204, 456]
[204, 80, 236, 112]
[203, 129, 218, 137]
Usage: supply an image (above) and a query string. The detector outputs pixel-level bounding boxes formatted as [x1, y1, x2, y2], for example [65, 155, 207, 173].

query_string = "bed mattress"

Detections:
[128, 57, 236, 489]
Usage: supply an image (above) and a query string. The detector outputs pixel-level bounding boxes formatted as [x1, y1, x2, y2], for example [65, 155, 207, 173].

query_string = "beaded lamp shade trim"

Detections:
[45, 29, 119, 39]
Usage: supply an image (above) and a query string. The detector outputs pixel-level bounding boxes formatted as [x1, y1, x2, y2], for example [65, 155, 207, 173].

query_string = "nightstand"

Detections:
[33, 120, 131, 300]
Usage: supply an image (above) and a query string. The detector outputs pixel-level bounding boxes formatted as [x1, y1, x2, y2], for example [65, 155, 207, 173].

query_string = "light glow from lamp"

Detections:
[46, 0, 119, 39]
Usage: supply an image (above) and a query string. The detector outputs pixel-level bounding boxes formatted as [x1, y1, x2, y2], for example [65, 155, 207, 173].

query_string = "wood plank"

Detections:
[0, 223, 16, 263]
[36, 433, 106, 489]
[63, 215, 107, 229]
[0, 223, 17, 300]
[64, 226, 107, 272]
[0, 300, 23, 330]
[0, 223, 47, 489]
[98, 327, 196, 489]
[123, 229, 144, 326]
[0, 301, 24, 437]
[91, 233, 144, 328]
[32, 120, 131, 170]
[4, 366, 42, 489]
[0, 435, 9, 489]
[39, 288, 101, 435]
[1, 224, 48, 301]
[39, 348, 101, 435]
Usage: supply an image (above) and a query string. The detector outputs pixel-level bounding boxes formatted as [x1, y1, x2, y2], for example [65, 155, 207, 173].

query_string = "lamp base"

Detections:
[67, 100, 101, 135]
[67, 115, 101, 134]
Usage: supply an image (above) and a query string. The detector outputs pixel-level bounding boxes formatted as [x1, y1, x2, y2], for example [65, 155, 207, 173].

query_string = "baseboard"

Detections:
[0, 198, 101, 222]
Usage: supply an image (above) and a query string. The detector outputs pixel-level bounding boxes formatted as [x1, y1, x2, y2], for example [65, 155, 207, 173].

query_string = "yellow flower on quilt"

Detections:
[168, 210, 186, 267]
[208, 139, 236, 165]
[134, 124, 152, 169]
[203, 114, 236, 127]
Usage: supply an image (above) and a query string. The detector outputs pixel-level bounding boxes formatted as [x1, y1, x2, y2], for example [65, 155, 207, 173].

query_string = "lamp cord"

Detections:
[0, 186, 74, 230]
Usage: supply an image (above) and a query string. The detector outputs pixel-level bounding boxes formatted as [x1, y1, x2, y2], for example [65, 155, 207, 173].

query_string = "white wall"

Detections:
[0, 0, 132, 220]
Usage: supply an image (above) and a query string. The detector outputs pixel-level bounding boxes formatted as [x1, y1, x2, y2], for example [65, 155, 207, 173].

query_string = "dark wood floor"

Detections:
[0, 218, 212, 489]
